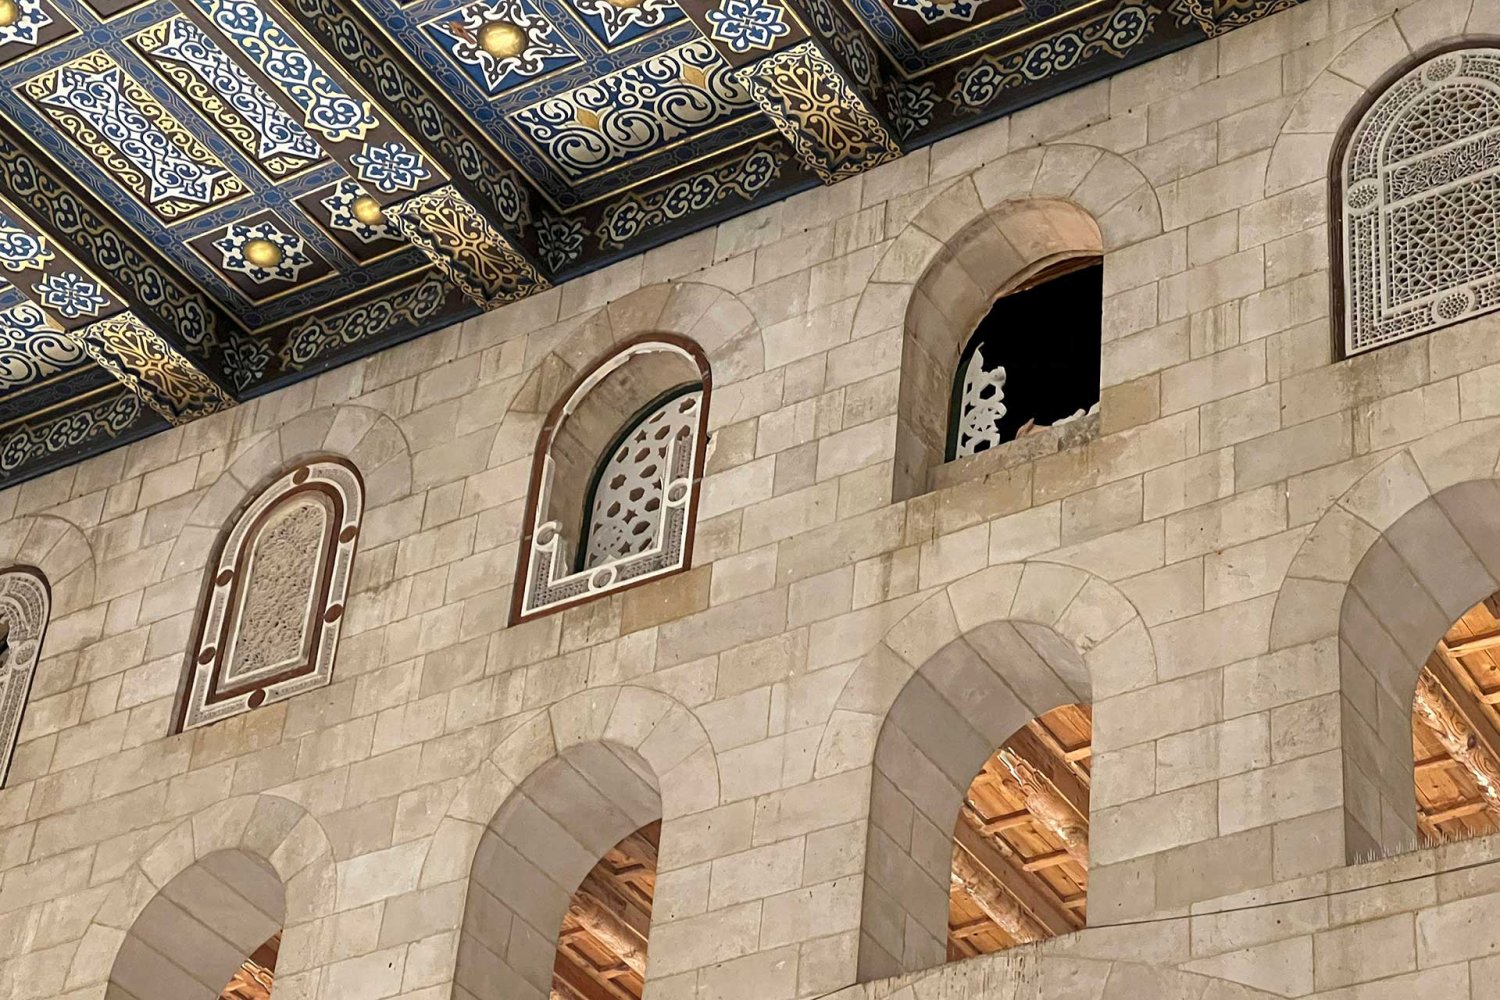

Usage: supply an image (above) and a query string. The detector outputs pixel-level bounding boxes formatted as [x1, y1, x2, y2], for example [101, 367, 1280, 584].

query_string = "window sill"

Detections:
[930, 412, 1100, 493]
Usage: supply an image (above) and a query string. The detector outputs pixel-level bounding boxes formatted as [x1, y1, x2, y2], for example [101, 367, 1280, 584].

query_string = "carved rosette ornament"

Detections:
[176, 459, 362, 733]
[0, 567, 49, 787]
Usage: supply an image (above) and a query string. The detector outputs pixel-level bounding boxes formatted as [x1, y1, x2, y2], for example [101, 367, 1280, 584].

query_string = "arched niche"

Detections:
[860, 619, 1091, 980]
[895, 199, 1104, 501]
[512, 335, 711, 622]
[106, 849, 285, 1000]
[1333, 42, 1500, 358]
[454, 741, 664, 1000]
[175, 457, 363, 733]
[1337, 479, 1500, 856]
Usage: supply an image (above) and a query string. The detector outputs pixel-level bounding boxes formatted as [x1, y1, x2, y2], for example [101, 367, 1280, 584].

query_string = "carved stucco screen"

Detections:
[0, 568, 49, 787]
[1340, 47, 1500, 357]
[583, 388, 703, 570]
[176, 459, 363, 733]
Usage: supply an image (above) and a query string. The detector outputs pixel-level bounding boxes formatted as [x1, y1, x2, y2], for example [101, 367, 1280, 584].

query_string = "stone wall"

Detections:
[4, 1, 1500, 997]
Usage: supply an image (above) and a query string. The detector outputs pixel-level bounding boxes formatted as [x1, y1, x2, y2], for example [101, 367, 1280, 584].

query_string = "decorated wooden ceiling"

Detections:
[0, 0, 1302, 483]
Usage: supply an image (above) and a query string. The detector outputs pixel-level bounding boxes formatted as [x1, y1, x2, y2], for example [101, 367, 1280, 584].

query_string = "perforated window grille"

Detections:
[954, 347, 1007, 458]
[177, 459, 362, 733]
[584, 389, 703, 570]
[1340, 48, 1500, 356]
[0, 568, 48, 788]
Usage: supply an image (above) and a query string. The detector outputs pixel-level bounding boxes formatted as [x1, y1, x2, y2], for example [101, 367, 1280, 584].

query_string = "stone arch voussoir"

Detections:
[75, 793, 336, 1000]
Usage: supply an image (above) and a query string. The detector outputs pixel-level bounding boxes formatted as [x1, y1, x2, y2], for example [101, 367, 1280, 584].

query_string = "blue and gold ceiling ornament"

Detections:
[0, 201, 235, 426]
[948, 1, 1155, 113]
[0, 0, 1313, 488]
[707, 0, 790, 53]
[570, 0, 683, 46]
[31, 272, 109, 320]
[22, 51, 247, 221]
[0, 221, 51, 273]
[188, 0, 382, 143]
[423, 0, 577, 96]
[0, 0, 50, 47]
[213, 220, 316, 284]
[0, 300, 85, 391]
[318, 178, 402, 245]
[509, 39, 757, 182]
[132, 17, 325, 180]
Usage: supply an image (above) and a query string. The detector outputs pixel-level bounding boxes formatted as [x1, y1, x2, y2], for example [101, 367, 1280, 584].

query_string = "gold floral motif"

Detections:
[391, 184, 548, 308]
[72, 313, 235, 425]
[737, 41, 900, 184]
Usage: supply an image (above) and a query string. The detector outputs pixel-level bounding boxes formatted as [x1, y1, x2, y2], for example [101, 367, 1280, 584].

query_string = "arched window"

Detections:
[513, 337, 710, 622]
[456, 744, 664, 1000]
[175, 458, 363, 734]
[948, 705, 1090, 958]
[895, 200, 1104, 501]
[0, 566, 49, 787]
[948, 257, 1103, 459]
[1336, 45, 1500, 357]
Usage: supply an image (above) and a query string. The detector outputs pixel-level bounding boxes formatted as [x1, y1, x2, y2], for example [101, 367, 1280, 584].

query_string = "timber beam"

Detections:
[0, 200, 234, 425]
[952, 821, 1077, 937]
[1415, 655, 1500, 821]
[675, 0, 901, 183]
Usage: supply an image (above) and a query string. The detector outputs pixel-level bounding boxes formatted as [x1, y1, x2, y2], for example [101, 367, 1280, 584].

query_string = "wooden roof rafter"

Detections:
[946, 704, 1091, 959]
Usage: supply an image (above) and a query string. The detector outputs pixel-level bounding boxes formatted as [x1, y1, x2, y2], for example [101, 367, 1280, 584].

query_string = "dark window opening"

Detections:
[948, 258, 1103, 460]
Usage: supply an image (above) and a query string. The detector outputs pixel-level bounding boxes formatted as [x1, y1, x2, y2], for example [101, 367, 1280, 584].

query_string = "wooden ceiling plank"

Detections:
[951, 847, 1046, 944]
[1005, 728, 1090, 818]
[1416, 655, 1500, 822]
[569, 892, 648, 977]
[1428, 648, 1500, 769]
[1019, 850, 1073, 872]
[554, 954, 636, 1000]
[1443, 630, 1500, 657]
[953, 823, 1077, 935]
[1421, 799, 1490, 824]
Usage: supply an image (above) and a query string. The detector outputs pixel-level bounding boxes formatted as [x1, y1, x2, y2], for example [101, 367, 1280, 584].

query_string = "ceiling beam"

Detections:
[0, 201, 234, 425]
[950, 843, 1045, 945]
[1415, 654, 1500, 822]
[552, 949, 636, 1000]
[952, 821, 1077, 936]
[568, 892, 647, 978]
[674, 0, 901, 183]
[1006, 726, 1091, 819]
[180, 0, 547, 308]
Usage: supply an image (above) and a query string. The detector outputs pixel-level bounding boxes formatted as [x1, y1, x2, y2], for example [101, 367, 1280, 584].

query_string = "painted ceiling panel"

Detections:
[0, 0, 1307, 485]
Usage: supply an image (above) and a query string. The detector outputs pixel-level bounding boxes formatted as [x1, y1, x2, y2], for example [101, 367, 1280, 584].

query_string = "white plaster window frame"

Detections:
[515, 339, 710, 623]
[0, 567, 49, 788]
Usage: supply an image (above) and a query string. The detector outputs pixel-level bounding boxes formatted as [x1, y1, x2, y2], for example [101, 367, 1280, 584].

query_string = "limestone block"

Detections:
[1217, 749, 1342, 835]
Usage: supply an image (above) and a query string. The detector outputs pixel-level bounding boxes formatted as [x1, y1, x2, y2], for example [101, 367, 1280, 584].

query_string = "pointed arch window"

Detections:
[0, 567, 49, 787]
[176, 458, 363, 734]
[514, 337, 711, 622]
[948, 257, 1102, 460]
[1336, 46, 1500, 357]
